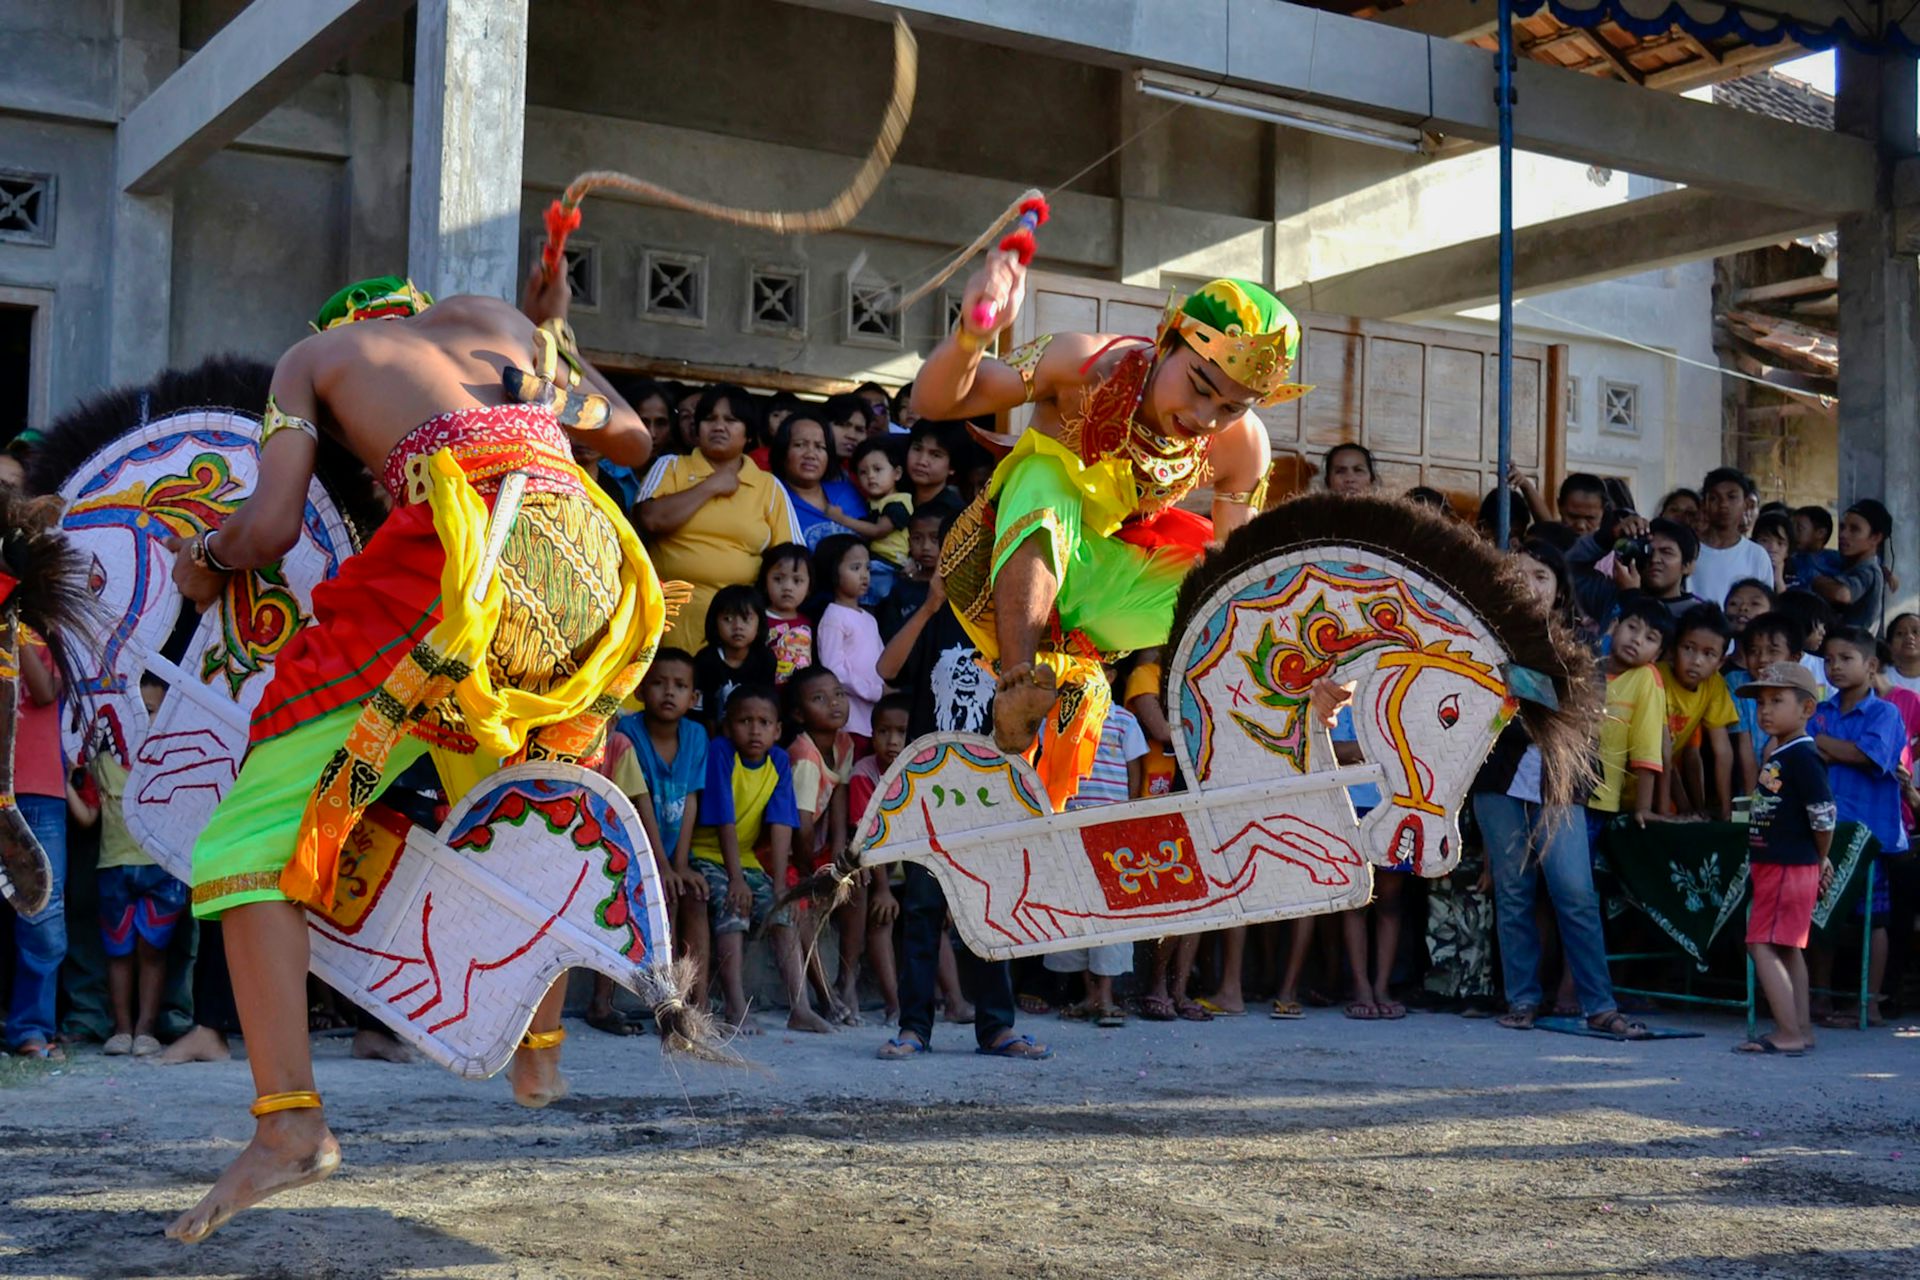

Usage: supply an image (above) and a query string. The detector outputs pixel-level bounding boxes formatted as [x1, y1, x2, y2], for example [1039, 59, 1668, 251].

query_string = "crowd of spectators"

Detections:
[2, 402, 1912, 1066]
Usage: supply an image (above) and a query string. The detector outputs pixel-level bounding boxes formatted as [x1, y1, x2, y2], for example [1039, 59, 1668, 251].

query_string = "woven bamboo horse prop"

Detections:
[848, 493, 1593, 961]
[22, 359, 683, 1076]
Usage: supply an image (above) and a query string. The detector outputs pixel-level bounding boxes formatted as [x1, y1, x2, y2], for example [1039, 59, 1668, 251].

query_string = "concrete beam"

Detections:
[1374, 0, 1496, 40]
[116, 0, 412, 195]
[778, 0, 1878, 215]
[1285, 188, 1829, 320]
[409, 0, 530, 301]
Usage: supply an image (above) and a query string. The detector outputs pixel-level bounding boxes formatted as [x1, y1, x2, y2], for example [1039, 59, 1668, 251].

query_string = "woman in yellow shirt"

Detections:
[637, 385, 802, 652]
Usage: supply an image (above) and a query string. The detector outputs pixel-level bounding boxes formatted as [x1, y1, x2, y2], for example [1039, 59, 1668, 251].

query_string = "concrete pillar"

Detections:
[407, 0, 528, 301]
[346, 74, 412, 281]
[109, 0, 179, 383]
[1834, 46, 1920, 618]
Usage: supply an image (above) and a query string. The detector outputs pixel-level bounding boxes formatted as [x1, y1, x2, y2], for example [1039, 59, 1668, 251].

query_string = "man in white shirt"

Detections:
[1689, 467, 1776, 608]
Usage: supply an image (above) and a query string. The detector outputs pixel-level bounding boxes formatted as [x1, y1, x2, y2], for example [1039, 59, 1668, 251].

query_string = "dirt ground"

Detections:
[2, 1005, 1917, 1280]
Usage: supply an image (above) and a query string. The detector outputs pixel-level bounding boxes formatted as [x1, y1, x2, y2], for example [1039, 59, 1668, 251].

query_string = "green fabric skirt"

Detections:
[189, 704, 429, 920]
[988, 449, 1191, 657]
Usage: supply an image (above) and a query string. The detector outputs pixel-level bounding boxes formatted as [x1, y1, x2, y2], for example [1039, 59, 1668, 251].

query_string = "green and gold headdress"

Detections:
[1159, 278, 1312, 408]
[311, 276, 435, 332]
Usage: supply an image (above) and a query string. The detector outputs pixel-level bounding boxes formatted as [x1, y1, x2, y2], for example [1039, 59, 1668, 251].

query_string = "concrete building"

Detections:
[1, 0, 1914, 609]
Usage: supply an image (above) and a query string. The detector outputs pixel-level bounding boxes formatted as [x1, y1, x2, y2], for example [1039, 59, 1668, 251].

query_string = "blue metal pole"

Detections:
[1496, 0, 1515, 549]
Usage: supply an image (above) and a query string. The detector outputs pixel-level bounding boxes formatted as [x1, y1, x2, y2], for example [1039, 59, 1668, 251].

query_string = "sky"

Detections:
[1774, 50, 1836, 93]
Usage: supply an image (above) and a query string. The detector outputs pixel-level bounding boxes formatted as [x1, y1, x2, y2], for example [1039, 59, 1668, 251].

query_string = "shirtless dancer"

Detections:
[914, 258, 1319, 796]
[164, 268, 660, 1242]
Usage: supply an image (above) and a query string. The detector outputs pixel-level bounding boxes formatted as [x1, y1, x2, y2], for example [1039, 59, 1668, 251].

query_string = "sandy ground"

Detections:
[2, 1004, 1917, 1280]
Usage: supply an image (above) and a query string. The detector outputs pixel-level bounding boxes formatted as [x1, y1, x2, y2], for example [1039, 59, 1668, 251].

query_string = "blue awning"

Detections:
[1506, 0, 1920, 55]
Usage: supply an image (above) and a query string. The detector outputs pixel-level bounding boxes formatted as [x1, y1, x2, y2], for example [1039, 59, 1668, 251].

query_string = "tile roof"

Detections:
[1712, 71, 1835, 131]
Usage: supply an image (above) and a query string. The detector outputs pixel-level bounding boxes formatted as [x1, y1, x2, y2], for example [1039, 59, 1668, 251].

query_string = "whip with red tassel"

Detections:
[536, 16, 916, 285]
[895, 190, 1050, 330]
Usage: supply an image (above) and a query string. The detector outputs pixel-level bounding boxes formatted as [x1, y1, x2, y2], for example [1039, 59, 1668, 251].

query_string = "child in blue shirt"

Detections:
[691, 686, 828, 1035]
[1810, 627, 1909, 1026]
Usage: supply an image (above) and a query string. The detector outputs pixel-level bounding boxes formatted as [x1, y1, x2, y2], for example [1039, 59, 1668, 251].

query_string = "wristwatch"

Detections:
[190, 532, 236, 573]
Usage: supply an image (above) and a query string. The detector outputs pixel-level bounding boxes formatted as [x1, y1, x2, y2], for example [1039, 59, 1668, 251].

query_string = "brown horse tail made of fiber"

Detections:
[633, 955, 748, 1067]
[541, 15, 916, 276]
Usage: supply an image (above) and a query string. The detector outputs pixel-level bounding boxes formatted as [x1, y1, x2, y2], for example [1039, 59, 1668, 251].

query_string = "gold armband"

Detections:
[1004, 334, 1052, 405]
[1217, 474, 1270, 510]
[261, 395, 319, 448]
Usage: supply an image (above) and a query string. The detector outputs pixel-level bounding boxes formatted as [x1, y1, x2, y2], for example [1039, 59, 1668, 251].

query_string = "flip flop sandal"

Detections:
[1196, 998, 1247, 1017]
[1057, 1002, 1094, 1022]
[1343, 1002, 1382, 1021]
[976, 1034, 1052, 1059]
[1376, 1001, 1408, 1020]
[1095, 1006, 1128, 1029]
[1587, 1012, 1655, 1041]
[1137, 995, 1178, 1022]
[1174, 999, 1214, 1022]
[584, 1009, 634, 1037]
[877, 1035, 930, 1060]
[1497, 1006, 1538, 1031]
[1269, 1000, 1305, 1020]
[1016, 994, 1052, 1016]
[1733, 1036, 1804, 1057]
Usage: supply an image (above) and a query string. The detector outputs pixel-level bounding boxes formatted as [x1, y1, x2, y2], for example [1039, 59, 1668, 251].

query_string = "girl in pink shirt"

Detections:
[813, 536, 885, 748]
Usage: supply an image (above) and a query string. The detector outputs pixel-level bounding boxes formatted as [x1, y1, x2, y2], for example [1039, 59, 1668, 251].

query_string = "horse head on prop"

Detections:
[0, 484, 98, 914]
[1169, 491, 1596, 876]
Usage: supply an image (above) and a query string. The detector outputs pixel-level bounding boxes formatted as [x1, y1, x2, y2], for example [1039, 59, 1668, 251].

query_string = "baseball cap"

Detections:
[1733, 662, 1819, 702]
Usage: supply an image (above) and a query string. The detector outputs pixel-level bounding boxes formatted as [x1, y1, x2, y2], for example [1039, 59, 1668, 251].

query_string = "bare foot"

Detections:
[943, 1000, 975, 1024]
[350, 1028, 416, 1064]
[165, 1109, 340, 1243]
[724, 1005, 762, 1037]
[157, 1025, 231, 1065]
[787, 1006, 835, 1034]
[991, 663, 1059, 754]
[507, 1041, 569, 1109]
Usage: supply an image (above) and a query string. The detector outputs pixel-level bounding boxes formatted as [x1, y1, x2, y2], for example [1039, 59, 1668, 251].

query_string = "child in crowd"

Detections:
[848, 693, 910, 1025]
[1589, 595, 1673, 836]
[1810, 626, 1911, 1026]
[1887, 612, 1920, 695]
[1659, 605, 1739, 819]
[905, 419, 965, 511]
[758, 543, 815, 686]
[830, 437, 915, 606]
[1752, 512, 1792, 592]
[1727, 611, 1805, 793]
[1723, 578, 1775, 639]
[1334, 693, 1405, 1021]
[690, 686, 830, 1034]
[585, 719, 675, 1036]
[876, 507, 946, 642]
[1734, 663, 1835, 1055]
[782, 666, 863, 1024]
[1046, 682, 1148, 1028]
[813, 535, 885, 750]
[80, 675, 188, 1057]
[823, 392, 870, 476]
[1778, 589, 1835, 697]
[1788, 505, 1835, 589]
[586, 650, 707, 1036]
[1810, 499, 1891, 633]
[694, 584, 778, 732]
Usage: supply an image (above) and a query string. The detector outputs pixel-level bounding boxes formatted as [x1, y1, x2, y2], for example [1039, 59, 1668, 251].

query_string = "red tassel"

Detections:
[998, 227, 1038, 265]
[1017, 196, 1050, 227]
[541, 200, 583, 276]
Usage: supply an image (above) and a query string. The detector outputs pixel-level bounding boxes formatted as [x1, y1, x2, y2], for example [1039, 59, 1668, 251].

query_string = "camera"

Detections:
[1612, 534, 1652, 573]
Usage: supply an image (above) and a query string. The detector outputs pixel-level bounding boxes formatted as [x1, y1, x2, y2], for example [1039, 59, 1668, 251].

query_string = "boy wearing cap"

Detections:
[1735, 662, 1836, 1056]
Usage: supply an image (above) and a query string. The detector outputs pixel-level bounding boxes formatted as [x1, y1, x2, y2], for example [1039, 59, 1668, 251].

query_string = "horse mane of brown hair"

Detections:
[1168, 490, 1598, 806]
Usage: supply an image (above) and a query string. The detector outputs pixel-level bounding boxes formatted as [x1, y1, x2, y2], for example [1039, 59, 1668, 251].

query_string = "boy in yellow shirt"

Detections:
[1588, 596, 1673, 843]
[1658, 605, 1741, 819]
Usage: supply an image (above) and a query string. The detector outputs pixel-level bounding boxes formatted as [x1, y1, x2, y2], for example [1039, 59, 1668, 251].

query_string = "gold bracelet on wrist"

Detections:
[954, 326, 993, 357]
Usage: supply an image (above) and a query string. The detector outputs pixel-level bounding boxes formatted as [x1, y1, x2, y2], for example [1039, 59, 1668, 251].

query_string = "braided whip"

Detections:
[896, 191, 1050, 323]
[540, 16, 918, 281]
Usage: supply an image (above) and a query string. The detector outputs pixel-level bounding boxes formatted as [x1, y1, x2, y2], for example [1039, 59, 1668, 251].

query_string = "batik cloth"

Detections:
[941, 343, 1213, 808]
[192, 404, 665, 919]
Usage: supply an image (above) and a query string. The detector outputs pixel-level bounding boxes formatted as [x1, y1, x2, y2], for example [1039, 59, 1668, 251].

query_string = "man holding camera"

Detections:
[1568, 511, 1706, 630]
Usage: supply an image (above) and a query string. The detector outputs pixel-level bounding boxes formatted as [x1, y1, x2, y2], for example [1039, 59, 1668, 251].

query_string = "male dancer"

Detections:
[914, 259, 1310, 800]
[165, 266, 662, 1242]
